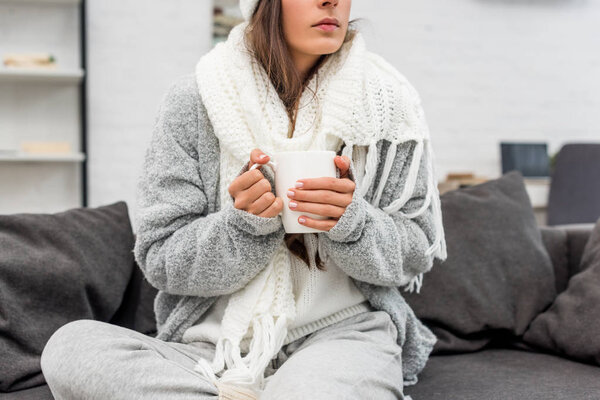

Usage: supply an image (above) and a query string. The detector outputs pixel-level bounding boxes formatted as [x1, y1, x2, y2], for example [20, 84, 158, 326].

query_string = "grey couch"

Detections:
[2, 222, 598, 400]
[404, 223, 600, 400]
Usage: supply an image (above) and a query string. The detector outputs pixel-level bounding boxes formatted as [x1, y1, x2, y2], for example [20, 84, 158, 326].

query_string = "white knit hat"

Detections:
[239, 0, 260, 21]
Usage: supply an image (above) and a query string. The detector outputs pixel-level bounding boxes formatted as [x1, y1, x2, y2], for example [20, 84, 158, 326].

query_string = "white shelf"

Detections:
[0, 152, 86, 162]
[0, 0, 81, 5]
[523, 176, 551, 184]
[0, 68, 84, 84]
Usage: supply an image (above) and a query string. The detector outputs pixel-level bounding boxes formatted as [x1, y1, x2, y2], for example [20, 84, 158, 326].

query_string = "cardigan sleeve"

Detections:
[133, 76, 285, 298]
[318, 138, 443, 290]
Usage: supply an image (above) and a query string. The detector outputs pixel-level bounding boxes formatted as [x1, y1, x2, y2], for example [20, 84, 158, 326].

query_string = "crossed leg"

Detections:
[41, 319, 219, 400]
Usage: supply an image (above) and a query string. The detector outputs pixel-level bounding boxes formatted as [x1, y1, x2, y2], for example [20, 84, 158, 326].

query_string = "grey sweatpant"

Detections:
[40, 309, 409, 400]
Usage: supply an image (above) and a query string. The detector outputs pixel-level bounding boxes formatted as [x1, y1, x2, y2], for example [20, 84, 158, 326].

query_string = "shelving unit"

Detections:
[0, 0, 87, 213]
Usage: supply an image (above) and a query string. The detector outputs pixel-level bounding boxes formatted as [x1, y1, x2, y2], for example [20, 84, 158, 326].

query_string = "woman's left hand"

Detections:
[286, 155, 355, 231]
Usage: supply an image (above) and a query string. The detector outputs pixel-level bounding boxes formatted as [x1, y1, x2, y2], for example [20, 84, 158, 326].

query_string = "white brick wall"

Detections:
[90, 0, 600, 228]
[352, 0, 600, 181]
[86, 0, 212, 227]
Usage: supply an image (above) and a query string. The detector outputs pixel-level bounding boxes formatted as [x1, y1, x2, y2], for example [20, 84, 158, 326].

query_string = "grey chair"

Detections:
[546, 143, 600, 226]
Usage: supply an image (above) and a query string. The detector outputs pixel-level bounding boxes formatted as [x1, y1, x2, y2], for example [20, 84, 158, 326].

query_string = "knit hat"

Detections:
[239, 0, 260, 21]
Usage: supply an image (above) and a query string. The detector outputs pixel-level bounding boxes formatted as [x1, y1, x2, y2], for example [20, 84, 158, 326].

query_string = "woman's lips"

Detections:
[314, 23, 339, 32]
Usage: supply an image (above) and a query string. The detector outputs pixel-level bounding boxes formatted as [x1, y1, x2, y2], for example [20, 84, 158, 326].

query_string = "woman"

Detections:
[40, 0, 447, 399]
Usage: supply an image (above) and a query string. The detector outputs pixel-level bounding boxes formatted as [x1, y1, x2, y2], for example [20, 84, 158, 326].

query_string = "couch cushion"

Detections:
[562, 223, 597, 277]
[402, 170, 557, 354]
[107, 232, 158, 336]
[538, 224, 594, 294]
[404, 348, 600, 400]
[0, 202, 135, 392]
[540, 226, 569, 293]
[0, 384, 53, 400]
[523, 217, 600, 366]
[108, 261, 158, 336]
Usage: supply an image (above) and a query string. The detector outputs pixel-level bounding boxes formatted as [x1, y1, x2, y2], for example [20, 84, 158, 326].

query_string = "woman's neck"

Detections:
[289, 48, 321, 81]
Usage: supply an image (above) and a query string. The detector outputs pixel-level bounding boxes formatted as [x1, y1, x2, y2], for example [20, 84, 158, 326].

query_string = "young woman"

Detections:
[40, 1, 447, 399]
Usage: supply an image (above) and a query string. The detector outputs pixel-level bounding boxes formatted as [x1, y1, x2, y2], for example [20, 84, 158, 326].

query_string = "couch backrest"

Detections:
[540, 223, 595, 293]
[109, 233, 159, 335]
[116, 227, 595, 336]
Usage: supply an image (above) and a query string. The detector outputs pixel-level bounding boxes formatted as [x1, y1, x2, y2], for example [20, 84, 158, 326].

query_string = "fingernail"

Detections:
[289, 201, 297, 208]
[295, 181, 303, 188]
[299, 217, 306, 223]
[259, 154, 267, 160]
[287, 190, 294, 197]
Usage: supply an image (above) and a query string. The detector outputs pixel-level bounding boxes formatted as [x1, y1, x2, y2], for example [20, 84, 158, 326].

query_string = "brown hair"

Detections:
[243, 0, 362, 271]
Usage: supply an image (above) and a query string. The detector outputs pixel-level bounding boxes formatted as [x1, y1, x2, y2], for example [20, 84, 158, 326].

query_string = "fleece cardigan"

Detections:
[133, 72, 442, 387]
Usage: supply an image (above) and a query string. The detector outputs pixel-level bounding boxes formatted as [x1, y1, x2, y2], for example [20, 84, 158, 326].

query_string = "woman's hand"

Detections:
[228, 149, 283, 218]
[286, 155, 355, 231]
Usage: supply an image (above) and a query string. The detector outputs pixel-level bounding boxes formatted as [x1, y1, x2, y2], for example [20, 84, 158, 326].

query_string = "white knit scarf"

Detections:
[192, 20, 447, 398]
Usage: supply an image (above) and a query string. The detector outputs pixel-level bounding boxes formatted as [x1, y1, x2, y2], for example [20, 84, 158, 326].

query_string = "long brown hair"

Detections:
[243, 0, 362, 271]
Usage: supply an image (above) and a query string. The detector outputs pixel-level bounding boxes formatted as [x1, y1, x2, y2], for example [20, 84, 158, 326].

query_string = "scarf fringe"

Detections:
[373, 142, 398, 208]
[352, 139, 446, 295]
[404, 272, 424, 294]
[214, 381, 259, 400]
[194, 313, 289, 394]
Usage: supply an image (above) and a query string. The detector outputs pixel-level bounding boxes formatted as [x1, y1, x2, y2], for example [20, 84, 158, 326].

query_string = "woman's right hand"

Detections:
[228, 148, 284, 218]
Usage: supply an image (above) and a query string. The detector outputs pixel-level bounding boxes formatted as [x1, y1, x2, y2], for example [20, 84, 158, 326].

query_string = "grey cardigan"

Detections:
[133, 72, 442, 386]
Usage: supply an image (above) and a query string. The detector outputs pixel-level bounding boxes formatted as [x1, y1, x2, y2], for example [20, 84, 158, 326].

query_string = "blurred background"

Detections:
[0, 0, 598, 227]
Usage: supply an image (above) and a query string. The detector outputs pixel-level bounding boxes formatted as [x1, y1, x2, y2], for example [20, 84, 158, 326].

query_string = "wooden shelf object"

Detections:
[0, 152, 85, 162]
[0, 67, 84, 84]
[0, 0, 81, 5]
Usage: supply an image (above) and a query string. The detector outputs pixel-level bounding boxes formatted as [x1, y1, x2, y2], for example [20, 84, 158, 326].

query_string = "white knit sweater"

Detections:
[182, 251, 373, 350]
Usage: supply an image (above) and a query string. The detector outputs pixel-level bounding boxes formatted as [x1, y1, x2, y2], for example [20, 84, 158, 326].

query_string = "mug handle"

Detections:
[249, 160, 277, 172]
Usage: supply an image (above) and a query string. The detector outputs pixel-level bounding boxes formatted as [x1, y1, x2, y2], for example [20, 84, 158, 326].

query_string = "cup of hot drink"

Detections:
[249, 150, 337, 233]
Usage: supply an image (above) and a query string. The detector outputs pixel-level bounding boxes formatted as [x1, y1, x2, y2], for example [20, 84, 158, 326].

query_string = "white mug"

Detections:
[249, 150, 337, 233]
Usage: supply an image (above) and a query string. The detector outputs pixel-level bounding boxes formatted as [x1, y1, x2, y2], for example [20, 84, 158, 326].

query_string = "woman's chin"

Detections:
[305, 38, 345, 55]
